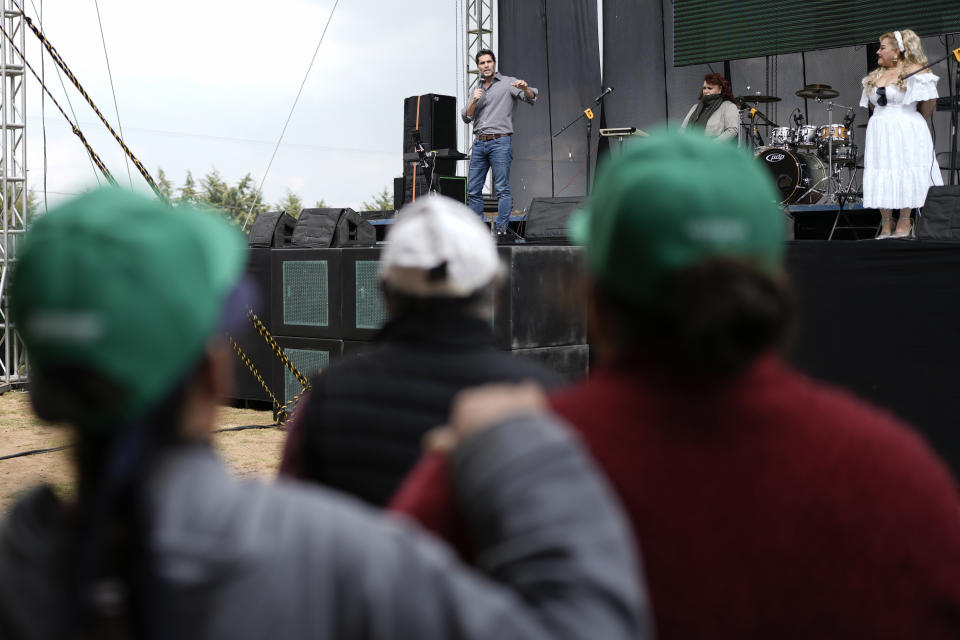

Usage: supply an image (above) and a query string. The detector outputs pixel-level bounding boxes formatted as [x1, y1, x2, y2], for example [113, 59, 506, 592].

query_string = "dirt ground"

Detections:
[0, 390, 282, 511]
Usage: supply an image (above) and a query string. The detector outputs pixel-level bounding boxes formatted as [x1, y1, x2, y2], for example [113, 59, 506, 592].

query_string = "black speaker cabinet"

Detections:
[403, 94, 456, 154]
[271, 337, 344, 407]
[231, 248, 275, 402]
[340, 248, 388, 340]
[291, 208, 343, 247]
[918, 185, 960, 241]
[525, 196, 584, 244]
[437, 175, 467, 204]
[493, 246, 588, 349]
[249, 210, 297, 247]
[270, 248, 343, 338]
[510, 344, 589, 382]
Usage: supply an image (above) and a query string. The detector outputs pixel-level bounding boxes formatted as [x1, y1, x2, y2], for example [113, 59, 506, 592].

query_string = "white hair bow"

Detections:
[894, 30, 905, 53]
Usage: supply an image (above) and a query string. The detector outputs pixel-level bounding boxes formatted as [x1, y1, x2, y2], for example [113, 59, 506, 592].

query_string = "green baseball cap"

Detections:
[10, 187, 248, 428]
[568, 128, 785, 305]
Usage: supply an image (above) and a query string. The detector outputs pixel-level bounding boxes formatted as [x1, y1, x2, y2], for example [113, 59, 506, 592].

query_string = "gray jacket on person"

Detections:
[0, 415, 652, 640]
[681, 100, 740, 141]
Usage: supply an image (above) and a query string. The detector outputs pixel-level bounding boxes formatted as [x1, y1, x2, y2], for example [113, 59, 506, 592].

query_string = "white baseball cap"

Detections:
[380, 195, 500, 297]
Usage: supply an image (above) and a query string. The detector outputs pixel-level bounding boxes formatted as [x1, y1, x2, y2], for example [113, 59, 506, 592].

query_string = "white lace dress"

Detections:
[860, 73, 942, 209]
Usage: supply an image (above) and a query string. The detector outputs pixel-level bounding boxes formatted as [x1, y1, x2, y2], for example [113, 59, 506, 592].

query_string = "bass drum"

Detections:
[755, 147, 827, 205]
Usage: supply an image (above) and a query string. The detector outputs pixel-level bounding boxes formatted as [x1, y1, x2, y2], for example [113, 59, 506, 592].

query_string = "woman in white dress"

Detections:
[681, 73, 740, 141]
[861, 29, 942, 238]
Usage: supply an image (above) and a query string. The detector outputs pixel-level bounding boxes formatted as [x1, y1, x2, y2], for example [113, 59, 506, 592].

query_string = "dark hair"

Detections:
[383, 284, 495, 321]
[31, 359, 205, 638]
[700, 72, 737, 103]
[600, 259, 792, 377]
[475, 49, 496, 65]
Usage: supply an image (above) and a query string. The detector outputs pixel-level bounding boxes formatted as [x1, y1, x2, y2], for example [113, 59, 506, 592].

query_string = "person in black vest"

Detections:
[279, 194, 561, 506]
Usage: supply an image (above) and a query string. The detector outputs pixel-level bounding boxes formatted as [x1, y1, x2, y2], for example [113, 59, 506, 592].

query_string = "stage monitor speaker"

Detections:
[437, 176, 467, 204]
[249, 210, 297, 247]
[340, 248, 388, 340]
[270, 248, 343, 338]
[292, 208, 375, 247]
[333, 209, 377, 247]
[524, 196, 584, 244]
[918, 186, 960, 241]
[403, 94, 456, 154]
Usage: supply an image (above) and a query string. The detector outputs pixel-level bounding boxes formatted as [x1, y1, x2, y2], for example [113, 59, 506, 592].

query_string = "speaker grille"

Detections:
[282, 260, 329, 327]
[283, 347, 330, 404]
[355, 260, 388, 329]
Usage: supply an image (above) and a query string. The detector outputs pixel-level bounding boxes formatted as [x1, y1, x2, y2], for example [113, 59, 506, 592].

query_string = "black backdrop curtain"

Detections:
[601, 0, 667, 131]
[499, 0, 601, 212]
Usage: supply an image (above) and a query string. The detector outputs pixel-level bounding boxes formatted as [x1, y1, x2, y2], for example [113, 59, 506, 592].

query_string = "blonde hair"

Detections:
[863, 29, 929, 90]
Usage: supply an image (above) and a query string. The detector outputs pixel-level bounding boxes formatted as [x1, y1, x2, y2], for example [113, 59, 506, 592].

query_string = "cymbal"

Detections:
[738, 94, 781, 104]
[796, 86, 840, 100]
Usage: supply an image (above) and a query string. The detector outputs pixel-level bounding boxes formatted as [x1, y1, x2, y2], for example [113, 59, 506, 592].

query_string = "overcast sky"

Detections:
[19, 0, 471, 214]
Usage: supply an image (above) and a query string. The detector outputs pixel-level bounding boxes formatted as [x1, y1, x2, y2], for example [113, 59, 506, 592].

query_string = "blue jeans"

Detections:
[467, 136, 513, 231]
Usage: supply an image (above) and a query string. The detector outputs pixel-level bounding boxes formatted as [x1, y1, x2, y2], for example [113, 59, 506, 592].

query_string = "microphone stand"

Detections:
[742, 104, 777, 149]
[553, 87, 614, 195]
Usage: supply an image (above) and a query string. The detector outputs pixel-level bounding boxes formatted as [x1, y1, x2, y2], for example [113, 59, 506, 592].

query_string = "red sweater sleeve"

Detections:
[388, 451, 473, 558]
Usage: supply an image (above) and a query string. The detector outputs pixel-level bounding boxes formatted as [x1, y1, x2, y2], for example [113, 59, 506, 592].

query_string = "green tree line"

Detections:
[155, 168, 394, 225]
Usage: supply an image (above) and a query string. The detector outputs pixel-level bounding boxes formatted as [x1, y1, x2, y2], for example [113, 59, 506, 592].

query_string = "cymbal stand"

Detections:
[817, 99, 857, 202]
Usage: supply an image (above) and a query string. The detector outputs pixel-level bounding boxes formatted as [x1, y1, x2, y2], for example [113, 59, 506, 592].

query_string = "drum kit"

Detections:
[739, 84, 861, 206]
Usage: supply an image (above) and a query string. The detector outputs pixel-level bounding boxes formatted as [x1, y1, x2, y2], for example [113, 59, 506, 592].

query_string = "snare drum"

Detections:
[795, 125, 819, 149]
[770, 127, 796, 150]
[755, 147, 827, 205]
[817, 124, 850, 143]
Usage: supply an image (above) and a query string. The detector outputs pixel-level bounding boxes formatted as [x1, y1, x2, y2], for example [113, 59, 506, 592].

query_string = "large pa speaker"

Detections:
[918, 186, 960, 241]
[340, 248, 388, 340]
[399, 172, 431, 206]
[271, 337, 344, 406]
[270, 248, 343, 338]
[291, 208, 376, 247]
[510, 344, 590, 382]
[248, 210, 297, 247]
[524, 196, 584, 244]
[493, 246, 588, 349]
[403, 94, 457, 155]
[231, 248, 275, 402]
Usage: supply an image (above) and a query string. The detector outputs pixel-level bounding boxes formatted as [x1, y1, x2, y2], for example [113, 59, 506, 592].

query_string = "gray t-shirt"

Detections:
[461, 72, 538, 135]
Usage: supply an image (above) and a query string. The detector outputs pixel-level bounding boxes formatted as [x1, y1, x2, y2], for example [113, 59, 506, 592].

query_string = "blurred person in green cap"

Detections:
[0, 188, 650, 639]
[391, 129, 960, 639]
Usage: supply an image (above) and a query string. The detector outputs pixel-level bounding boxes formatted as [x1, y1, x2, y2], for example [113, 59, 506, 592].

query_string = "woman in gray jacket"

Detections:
[681, 72, 740, 141]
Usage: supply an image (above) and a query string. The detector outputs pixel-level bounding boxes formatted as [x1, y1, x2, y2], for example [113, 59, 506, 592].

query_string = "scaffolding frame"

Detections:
[0, 0, 27, 392]
[462, 0, 494, 154]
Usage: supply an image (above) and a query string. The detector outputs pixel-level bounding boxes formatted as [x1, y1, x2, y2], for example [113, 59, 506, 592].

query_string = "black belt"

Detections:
[476, 133, 512, 141]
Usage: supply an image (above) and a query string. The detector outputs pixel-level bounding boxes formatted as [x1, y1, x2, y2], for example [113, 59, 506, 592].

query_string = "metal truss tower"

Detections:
[462, 0, 494, 153]
[0, 0, 27, 392]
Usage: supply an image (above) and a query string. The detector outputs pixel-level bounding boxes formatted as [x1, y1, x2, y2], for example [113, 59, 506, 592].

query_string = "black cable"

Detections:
[41, 0, 47, 214]
[0, 424, 277, 462]
[0, 444, 72, 461]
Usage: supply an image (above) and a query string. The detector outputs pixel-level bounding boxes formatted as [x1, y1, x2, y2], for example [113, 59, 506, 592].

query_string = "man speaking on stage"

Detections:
[461, 49, 537, 236]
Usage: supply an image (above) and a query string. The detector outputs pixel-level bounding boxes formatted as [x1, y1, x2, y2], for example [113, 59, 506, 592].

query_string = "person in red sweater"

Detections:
[391, 128, 960, 639]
